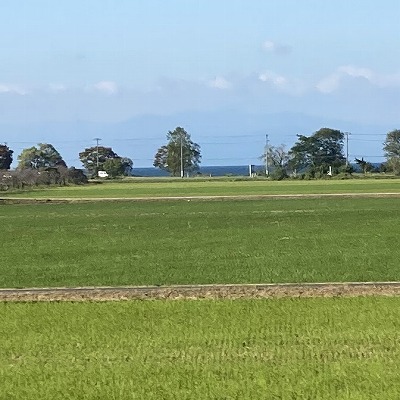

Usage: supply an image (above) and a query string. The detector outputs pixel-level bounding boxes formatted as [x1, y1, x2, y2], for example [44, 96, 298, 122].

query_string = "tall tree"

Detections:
[17, 143, 66, 170]
[289, 128, 345, 175]
[153, 127, 201, 177]
[79, 146, 119, 177]
[0, 144, 13, 170]
[383, 129, 400, 175]
[260, 144, 290, 179]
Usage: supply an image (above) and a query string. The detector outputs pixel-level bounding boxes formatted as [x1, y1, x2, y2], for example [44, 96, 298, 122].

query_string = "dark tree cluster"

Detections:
[383, 129, 400, 175]
[17, 143, 66, 170]
[288, 128, 346, 177]
[0, 140, 134, 192]
[0, 167, 88, 191]
[79, 146, 133, 178]
[260, 127, 400, 179]
[0, 142, 88, 191]
[0, 144, 13, 170]
[259, 128, 347, 179]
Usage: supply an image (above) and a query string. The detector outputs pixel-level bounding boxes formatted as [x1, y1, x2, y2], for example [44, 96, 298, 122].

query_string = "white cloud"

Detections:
[262, 40, 291, 55]
[316, 73, 341, 94]
[338, 65, 373, 80]
[259, 71, 288, 87]
[0, 84, 28, 95]
[48, 83, 67, 93]
[262, 40, 276, 51]
[209, 76, 232, 90]
[92, 81, 118, 94]
[317, 65, 400, 93]
[258, 71, 307, 96]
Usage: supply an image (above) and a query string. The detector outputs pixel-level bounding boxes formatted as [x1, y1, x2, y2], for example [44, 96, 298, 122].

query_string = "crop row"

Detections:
[2, 298, 400, 399]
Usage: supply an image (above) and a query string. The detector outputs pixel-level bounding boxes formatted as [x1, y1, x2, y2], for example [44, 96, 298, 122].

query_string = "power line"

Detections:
[350, 138, 384, 142]
[350, 133, 387, 136]
[3, 134, 390, 145]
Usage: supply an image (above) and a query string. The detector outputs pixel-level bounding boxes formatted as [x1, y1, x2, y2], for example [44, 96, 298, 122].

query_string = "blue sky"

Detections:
[1, 0, 399, 167]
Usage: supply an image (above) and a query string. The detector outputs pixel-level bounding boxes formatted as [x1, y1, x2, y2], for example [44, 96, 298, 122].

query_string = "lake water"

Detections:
[132, 165, 264, 177]
[132, 162, 384, 177]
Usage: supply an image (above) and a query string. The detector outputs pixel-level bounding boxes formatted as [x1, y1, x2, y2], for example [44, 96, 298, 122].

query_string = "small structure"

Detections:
[249, 164, 256, 177]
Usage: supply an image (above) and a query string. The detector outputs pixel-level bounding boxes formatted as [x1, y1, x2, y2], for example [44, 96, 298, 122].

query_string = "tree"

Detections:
[153, 127, 201, 177]
[79, 146, 119, 177]
[17, 143, 66, 170]
[354, 157, 374, 174]
[103, 157, 133, 178]
[289, 128, 345, 176]
[260, 144, 290, 179]
[383, 129, 400, 175]
[0, 144, 13, 170]
[64, 167, 88, 185]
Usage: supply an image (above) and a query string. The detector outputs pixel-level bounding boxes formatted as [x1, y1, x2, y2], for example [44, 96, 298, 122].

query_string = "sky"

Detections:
[1, 0, 399, 167]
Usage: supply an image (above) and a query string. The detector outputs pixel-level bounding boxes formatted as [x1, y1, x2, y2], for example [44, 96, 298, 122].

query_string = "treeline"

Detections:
[1, 127, 400, 190]
[151, 126, 400, 178]
[261, 127, 400, 180]
[0, 167, 88, 191]
[0, 142, 132, 191]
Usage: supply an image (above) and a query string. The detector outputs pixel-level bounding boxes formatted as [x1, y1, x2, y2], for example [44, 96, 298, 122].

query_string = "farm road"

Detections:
[2, 282, 400, 302]
[2, 192, 400, 204]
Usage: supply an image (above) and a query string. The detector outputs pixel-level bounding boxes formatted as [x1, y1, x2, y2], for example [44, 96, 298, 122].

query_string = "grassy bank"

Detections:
[2, 298, 400, 399]
[2, 197, 399, 287]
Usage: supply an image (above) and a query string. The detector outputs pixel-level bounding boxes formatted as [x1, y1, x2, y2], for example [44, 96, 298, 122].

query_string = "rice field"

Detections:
[1, 196, 400, 288]
[2, 180, 400, 399]
[1, 297, 400, 399]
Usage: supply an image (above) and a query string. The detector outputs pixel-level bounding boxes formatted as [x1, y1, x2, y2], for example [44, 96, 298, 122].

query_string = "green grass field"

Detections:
[2, 177, 400, 198]
[2, 196, 399, 288]
[2, 297, 400, 399]
[2, 181, 400, 399]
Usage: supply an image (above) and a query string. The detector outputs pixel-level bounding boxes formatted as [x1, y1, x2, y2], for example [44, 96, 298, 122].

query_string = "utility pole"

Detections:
[94, 137, 101, 168]
[345, 132, 351, 167]
[265, 134, 269, 176]
[180, 133, 184, 178]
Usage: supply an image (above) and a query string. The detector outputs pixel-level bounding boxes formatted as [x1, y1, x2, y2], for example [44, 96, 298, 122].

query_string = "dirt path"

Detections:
[2, 282, 400, 302]
[2, 192, 400, 204]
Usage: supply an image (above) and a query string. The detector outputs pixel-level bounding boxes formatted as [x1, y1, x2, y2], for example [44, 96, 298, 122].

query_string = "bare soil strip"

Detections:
[2, 192, 400, 204]
[2, 282, 400, 302]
